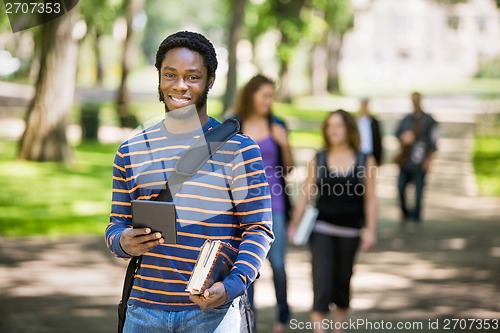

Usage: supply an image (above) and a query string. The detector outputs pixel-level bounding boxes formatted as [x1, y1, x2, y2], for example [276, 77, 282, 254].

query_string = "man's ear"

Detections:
[208, 76, 215, 90]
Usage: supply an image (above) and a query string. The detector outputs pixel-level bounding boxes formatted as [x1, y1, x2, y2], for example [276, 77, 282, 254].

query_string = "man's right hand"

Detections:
[120, 228, 164, 257]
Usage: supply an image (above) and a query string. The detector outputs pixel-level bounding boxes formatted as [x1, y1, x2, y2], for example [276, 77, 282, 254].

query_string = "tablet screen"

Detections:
[131, 200, 178, 244]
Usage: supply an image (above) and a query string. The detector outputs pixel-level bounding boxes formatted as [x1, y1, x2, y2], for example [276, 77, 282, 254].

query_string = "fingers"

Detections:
[120, 228, 164, 256]
[189, 283, 227, 310]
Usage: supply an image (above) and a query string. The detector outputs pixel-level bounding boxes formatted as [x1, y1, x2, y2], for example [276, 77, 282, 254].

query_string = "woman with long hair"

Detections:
[289, 110, 377, 333]
[232, 74, 294, 333]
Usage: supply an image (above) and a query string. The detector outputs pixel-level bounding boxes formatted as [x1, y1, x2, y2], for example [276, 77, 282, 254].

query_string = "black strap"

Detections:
[155, 118, 240, 202]
[117, 256, 141, 333]
[118, 118, 240, 333]
[355, 151, 368, 184]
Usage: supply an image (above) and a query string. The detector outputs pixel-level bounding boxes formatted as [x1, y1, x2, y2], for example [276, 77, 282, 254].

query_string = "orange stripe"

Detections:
[135, 274, 188, 285]
[239, 250, 264, 264]
[197, 170, 231, 180]
[177, 232, 242, 241]
[176, 193, 270, 204]
[133, 286, 189, 297]
[113, 163, 125, 172]
[121, 136, 166, 148]
[177, 219, 239, 228]
[232, 182, 268, 193]
[129, 127, 161, 140]
[116, 180, 166, 194]
[232, 157, 262, 171]
[176, 193, 233, 203]
[123, 145, 189, 157]
[206, 159, 233, 168]
[140, 263, 191, 275]
[234, 260, 258, 275]
[113, 176, 126, 182]
[144, 252, 197, 263]
[116, 150, 124, 158]
[137, 194, 159, 200]
[236, 144, 260, 155]
[232, 169, 265, 182]
[110, 213, 132, 218]
[176, 206, 233, 215]
[240, 239, 268, 252]
[112, 201, 131, 206]
[234, 208, 272, 216]
[183, 181, 230, 191]
[126, 156, 180, 169]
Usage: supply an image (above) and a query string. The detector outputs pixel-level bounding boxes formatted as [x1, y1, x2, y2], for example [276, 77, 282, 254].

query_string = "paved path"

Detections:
[1, 94, 499, 332]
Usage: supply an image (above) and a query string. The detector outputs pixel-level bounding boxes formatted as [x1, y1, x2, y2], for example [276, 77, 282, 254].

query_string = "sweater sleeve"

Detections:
[105, 147, 133, 258]
[222, 136, 274, 302]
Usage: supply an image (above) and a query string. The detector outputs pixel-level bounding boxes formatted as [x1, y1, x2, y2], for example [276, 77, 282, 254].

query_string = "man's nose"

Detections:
[173, 77, 188, 91]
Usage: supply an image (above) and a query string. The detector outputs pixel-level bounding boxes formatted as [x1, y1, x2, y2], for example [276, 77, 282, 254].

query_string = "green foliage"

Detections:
[141, 0, 227, 63]
[475, 57, 500, 78]
[80, 0, 124, 34]
[309, 0, 353, 35]
[473, 135, 500, 196]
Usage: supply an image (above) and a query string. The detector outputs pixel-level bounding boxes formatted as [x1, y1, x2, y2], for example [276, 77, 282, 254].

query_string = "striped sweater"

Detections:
[105, 117, 274, 311]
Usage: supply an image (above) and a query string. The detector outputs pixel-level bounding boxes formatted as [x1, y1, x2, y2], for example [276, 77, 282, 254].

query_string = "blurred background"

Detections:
[0, 0, 499, 332]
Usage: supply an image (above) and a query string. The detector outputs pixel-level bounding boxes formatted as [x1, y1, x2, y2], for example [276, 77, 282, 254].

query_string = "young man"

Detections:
[105, 31, 274, 332]
[395, 92, 438, 223]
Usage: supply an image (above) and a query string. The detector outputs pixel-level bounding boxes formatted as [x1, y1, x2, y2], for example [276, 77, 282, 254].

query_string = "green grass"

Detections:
[0, 141, 117, 237]
[473, 135, 500, 196]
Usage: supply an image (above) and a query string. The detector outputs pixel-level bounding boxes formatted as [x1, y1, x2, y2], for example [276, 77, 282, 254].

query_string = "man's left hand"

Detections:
[189, 282, 228, 310]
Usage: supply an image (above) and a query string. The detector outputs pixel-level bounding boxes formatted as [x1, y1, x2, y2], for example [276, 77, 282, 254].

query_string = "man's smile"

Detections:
[169, 95, 192, 107]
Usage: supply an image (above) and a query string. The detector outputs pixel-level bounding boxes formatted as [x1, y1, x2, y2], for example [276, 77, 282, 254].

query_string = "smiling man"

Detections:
[105, 31, 273, 332]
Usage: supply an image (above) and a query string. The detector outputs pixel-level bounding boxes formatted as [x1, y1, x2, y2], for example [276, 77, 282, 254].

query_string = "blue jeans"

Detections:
[398, 167, 426, 221]
[248, 211, 290, 324]
[123, 298, 240, 333]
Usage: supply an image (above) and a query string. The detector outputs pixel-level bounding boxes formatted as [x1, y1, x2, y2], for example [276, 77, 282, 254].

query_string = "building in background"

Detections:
[342, 0, 500, 89]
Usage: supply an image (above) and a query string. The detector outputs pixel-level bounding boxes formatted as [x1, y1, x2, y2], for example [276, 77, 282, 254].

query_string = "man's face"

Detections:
[159, 47, 214, 115]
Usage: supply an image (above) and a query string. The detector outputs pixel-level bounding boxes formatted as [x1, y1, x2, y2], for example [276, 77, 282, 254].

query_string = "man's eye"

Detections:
[188, 76, 200, 81]
[164, 73, 174, 79]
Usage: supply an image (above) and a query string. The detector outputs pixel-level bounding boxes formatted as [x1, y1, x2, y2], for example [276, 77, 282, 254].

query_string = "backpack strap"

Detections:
[355, 151, 368, 184]
[155, 118, 240, 202]
[315, 150, 327, 180]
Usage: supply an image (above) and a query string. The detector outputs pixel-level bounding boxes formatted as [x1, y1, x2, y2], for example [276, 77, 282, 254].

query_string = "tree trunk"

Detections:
[327, 31, 344, 93]
[116, 0, 143, 128]
[18, 6, 79, 162]
[95, 29, 103, 85]
[222, 0, 247, 116]
[277, 60, 292, 103]
[310, 37, 329, 95]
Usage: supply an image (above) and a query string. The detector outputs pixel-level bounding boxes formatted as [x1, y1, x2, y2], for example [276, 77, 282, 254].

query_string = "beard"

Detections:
[165, 104, 198, 120]
[160, 81, 210, 117]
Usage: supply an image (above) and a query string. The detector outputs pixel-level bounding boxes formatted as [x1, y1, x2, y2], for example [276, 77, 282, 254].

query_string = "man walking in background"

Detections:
[395, 92, 438, 224]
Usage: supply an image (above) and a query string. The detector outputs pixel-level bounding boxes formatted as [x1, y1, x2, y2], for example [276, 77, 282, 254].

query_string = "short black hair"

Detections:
[155, 31, 217, 102]
[155, 31, 217, 76]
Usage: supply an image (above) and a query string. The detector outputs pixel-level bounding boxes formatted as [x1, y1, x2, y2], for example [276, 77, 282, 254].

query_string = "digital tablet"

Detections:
[131, 200, 178, 244]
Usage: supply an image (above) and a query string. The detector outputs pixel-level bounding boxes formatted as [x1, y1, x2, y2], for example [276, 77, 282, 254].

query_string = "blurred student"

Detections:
[394, 92, 438, 223]
[289, 110, 377, 333]
[357, 98, 383, 166]
[232, 74, 294, 333]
